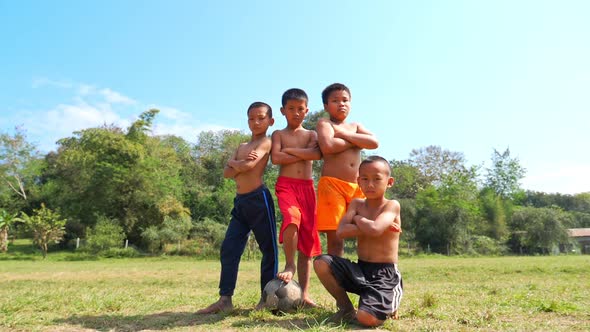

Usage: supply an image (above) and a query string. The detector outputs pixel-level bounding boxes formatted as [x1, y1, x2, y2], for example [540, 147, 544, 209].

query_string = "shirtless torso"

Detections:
[317, 118, 376, 183]
[271, 127, 319, 179]
[338, 198, 401, 264]
[224, 136, 271, 194]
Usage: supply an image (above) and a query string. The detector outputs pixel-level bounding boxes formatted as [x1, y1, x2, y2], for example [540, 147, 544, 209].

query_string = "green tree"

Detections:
[485, 148, 526, 199]
[43, 111, 188, 246]
[388, 159, 431, 199]
[191, 130, 249, 223]
[414, 163, 482, 254]
[0, 209, 21, 252]
[409, 145, 467, 187]
[0, 127, 45, 213]
[479, 188, 510, 241]
[19, 204, 66, 258]
[85, 216, 126, 253]
[126, 109, 159, 141]
[302, 109, 328, 130]
[510, 206, 572, 254]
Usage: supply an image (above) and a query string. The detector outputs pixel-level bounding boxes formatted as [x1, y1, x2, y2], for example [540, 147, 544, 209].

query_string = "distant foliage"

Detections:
[85, 216, 126, 253]
[509, 206, 573, 254]
[3, 113, 590, 258]
[485, 148, 526, 199]
[19, 204, 66, 258]
[0, 209, 20, 252]
[190, 218, 227, 257]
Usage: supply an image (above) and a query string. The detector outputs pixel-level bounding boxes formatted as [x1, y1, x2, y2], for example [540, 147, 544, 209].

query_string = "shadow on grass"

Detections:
[57, 310, 232, 331]
[56, 309, 326, 331]
[56, 308, 368, 331]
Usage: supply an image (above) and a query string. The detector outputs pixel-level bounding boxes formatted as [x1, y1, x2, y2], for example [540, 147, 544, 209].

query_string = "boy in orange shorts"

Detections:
[271, 88, 322, 307]
[316, 83, 379, 256]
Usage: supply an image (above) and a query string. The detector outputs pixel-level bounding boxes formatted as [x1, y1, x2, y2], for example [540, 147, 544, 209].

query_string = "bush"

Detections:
[190, 218, 227, 258]
[141, 226, 161, 254]
[85, 216, 126, 253]
[472, 235, 508, 256]
[100, 247, 140, 258]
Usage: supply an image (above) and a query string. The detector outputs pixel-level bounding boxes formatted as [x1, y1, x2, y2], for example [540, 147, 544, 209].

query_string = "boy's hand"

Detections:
[352, 214, 363, 224]
[331, 124, 346, 139]
[306, 141, 320, 151]
[246, 151, 259, 160]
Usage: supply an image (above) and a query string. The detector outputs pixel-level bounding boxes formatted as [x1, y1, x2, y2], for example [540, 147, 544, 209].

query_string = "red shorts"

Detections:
[275, 176, 321, 257]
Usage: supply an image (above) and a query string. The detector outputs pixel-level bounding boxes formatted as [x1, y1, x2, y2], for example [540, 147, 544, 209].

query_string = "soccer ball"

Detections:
[262, 278, 302, 313]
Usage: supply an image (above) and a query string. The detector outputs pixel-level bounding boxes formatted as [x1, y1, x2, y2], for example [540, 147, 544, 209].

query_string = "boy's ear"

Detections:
[280, 107, 286, 115]
[388, 177, 395, 187]
[269, 117, 275, 126]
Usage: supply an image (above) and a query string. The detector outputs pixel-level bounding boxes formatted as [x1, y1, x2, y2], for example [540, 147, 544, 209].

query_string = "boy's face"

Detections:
[324, 90, 351, 122]
[357, 161, 394, 199]
[248, 106, 274, 135]
[280, 99, 308, 128]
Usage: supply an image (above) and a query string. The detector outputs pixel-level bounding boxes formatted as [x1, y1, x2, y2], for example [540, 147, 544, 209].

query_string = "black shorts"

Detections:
[316, 254, 403, 321]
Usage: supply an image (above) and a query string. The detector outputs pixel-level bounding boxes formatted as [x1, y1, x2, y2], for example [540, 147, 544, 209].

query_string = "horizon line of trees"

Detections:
[1, 109, 589, 258]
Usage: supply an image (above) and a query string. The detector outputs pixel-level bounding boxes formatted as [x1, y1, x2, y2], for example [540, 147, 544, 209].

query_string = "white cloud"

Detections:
[24, 100, 130, 151]
[78, 84, 96, 96]
[100, 88, 136, 105]
[32, 77, 72, 89]
[150, 105, 190, 121]
[14, 78, 236, 152]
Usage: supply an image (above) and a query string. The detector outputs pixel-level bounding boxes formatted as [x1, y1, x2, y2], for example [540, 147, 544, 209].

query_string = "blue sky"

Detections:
[1, 1, 589, 195]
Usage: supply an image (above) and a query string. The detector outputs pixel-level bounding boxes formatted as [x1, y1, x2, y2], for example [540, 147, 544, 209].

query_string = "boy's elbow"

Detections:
[222, 169, 234, 178]
[320, 144, 336, 155]
[367, 140, 379, 150]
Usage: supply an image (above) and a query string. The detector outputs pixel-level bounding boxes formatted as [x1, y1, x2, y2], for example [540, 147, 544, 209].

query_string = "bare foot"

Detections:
[391, 309, 399, 320]
[276, 265, 295, 283]
[327, 308, 356, 324]
[196, 298, 233, 314]
[298, 299, 319, 309]
[254, 298, 266, 311]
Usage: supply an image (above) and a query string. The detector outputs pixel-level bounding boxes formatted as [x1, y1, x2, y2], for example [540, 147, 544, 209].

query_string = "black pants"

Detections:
[219, 185, 278, 296]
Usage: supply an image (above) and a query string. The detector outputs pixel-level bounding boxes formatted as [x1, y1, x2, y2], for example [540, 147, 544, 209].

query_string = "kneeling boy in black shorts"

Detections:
[314, 156, 403, 327]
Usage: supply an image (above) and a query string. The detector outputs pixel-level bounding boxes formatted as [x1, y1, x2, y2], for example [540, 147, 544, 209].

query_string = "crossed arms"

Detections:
[223, 140, 271, 178]
[336, 199, 400, 239]
[316, 119, 379, 155]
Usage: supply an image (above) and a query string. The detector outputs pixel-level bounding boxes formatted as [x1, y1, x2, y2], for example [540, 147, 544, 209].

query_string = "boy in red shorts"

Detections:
[271, 88, 322, 307]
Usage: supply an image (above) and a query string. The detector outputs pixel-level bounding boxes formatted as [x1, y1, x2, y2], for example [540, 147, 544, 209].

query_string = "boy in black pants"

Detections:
[197, 102, 278, 313]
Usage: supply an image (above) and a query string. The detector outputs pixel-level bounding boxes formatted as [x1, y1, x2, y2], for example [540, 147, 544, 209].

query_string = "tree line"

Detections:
[1, 109, 588, 257]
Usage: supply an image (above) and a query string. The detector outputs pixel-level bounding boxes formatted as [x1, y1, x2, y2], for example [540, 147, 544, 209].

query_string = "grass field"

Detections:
[1, 242, 589, 331]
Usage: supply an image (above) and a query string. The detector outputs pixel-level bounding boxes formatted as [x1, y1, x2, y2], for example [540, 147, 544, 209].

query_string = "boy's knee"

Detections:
[313, 255, 329, 273]
[356, 309, 384, 327]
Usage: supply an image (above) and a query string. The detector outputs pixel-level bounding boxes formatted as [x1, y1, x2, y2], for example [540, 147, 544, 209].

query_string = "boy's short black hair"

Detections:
[247, 101, 272, 118]
[321, 83, 351, 105]
[281, 88, 308, 107]
[360, 155, 391, 175]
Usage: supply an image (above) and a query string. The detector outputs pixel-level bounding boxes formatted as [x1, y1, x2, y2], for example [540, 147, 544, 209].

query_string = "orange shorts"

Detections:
[275, 176, 321, 257]
[316, 176, 365, 231]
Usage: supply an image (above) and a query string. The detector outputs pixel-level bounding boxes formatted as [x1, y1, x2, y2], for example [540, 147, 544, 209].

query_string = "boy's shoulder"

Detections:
[249, 135, 272, 147]
[272, 127, 314, 136]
